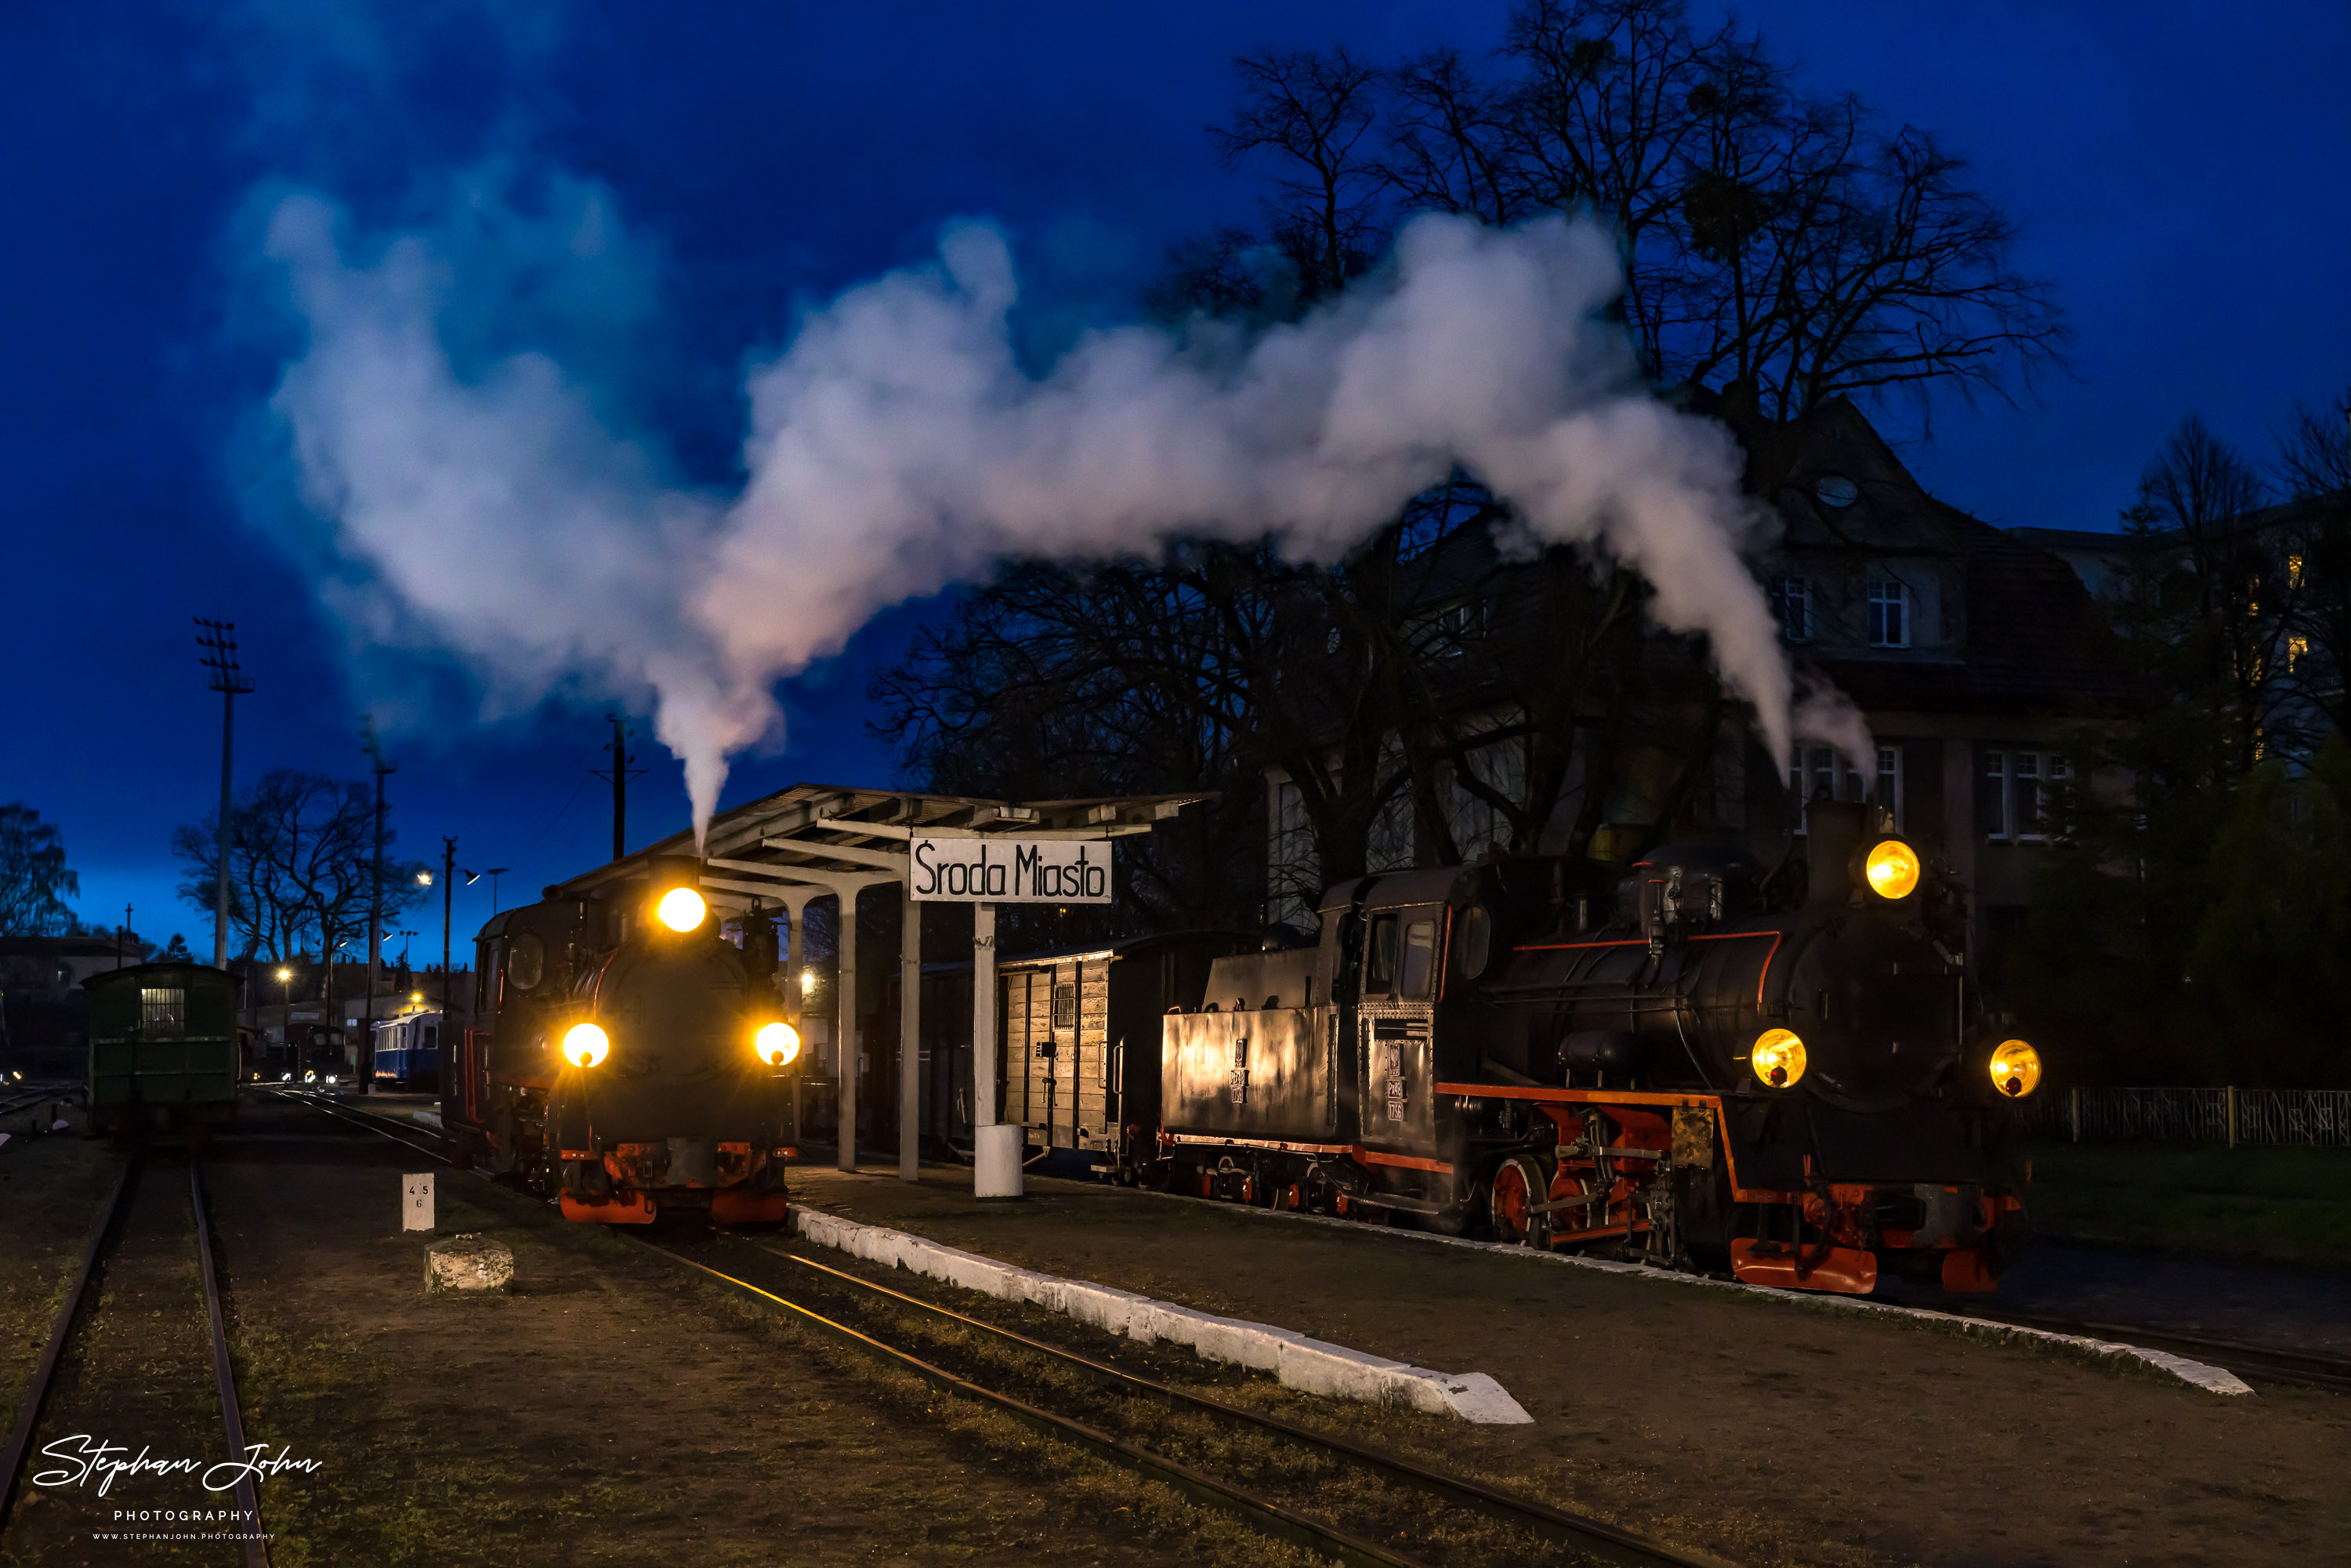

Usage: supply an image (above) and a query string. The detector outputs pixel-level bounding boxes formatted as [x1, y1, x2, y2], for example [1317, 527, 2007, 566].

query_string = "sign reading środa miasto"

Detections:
[909, 837, 1112, 904]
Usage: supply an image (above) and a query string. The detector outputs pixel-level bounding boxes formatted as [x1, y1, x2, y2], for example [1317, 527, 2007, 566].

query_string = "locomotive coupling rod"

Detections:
[0, 1159, 135, 1534]
[642, 1244, 1431, 1568]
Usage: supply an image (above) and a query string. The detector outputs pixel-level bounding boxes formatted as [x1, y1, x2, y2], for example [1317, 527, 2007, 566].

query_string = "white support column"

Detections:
[971, 900, 1021, 1197]
[780, 892, 813, 1146]
[972, 902, 997, 1130]
[900, 885, 922, 1182]
[836, 887, 858, 1174]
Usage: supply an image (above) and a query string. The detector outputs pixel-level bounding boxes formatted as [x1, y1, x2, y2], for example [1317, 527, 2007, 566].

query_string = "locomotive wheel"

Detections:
[1489, 1155, 1551, 1247]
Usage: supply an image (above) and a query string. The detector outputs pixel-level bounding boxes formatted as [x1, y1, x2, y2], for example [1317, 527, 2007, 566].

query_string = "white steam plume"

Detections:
[260, 188, 1864, 845]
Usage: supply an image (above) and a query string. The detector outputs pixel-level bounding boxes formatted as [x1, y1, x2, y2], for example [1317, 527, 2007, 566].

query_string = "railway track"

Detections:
[0, 1082, 78, 1123]
[283, 1090, 1735, 1568]
[0, 1153, 269, 1566]
[1944, 1307, 2351, 1394]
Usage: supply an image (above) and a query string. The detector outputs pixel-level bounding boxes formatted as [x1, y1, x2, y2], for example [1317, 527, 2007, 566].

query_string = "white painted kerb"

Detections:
[789, 1206, 1533, 1423]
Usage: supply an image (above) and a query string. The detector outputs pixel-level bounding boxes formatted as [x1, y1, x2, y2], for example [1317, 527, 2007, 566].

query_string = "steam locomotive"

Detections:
[443, 858, 802, 1225]
[1153, 802, 2041, 1295]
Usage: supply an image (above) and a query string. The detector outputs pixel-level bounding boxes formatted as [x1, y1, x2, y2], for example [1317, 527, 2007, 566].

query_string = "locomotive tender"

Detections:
[1156, 802, 2043, 1295]
[444, 858, 801, 1226]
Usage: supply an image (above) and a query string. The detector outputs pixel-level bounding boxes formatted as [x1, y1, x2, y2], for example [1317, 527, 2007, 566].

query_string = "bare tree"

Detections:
[1209, 45, 1391, 304]
[172, 770, 424, 972]
[0, 803, 82, 936]
[2135, 415, 2287, 768]
[2272, 389, 2351, 742]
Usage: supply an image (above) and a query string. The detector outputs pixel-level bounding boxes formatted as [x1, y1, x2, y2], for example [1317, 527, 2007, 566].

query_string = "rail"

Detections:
[284, 1090, 1739, 1568]
[0, 1157, 269, 1566]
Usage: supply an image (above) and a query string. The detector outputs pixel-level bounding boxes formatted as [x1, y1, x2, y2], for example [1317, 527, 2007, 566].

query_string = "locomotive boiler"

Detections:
[1154, 802, 2042, 1294]
[443, 859, 801, 1225]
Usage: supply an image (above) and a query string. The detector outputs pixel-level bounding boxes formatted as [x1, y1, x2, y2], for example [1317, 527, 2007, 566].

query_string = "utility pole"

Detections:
[590, 714, 646, 864]
[194, 619, 254, 971]
[440, 836, 458, 1019]
[118, 904, 132, 969]
[360, 715, 396, 1095]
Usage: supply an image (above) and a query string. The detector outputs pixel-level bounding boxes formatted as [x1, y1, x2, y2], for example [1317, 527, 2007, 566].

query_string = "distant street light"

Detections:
[417, 871, 433, 887]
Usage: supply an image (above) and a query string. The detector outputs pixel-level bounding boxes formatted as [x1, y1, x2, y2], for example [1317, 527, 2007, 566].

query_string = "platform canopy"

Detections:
[551, 782, 1210, 1193]
[553, 782, 1208, 911]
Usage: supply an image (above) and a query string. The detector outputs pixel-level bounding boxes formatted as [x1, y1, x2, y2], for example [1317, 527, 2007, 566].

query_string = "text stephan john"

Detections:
[910, 838, 1112, 903]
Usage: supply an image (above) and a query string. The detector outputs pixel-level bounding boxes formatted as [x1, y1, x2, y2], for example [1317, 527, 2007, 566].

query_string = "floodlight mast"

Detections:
[360, 715, 397, 1092]
[194, 618, 255, 971]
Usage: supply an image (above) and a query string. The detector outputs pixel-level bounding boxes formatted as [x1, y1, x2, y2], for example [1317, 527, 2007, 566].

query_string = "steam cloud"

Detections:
[259, 185, 1867, 845]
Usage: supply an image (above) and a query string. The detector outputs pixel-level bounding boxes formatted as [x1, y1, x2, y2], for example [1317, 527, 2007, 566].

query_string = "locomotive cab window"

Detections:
[508, 931, 545, 991]
[1398, 919, 1438, 999]
[139, 987, 186, 1037]
[1455, 904, 1492, 980]
[477, 939, 504, 1013]
[1365, 914, 1400, 996]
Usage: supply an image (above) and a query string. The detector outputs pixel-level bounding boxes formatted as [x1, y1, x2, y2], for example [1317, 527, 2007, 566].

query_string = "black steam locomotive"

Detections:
[444, 859, 801, 1225]
[1153, 802, 2041, 1294]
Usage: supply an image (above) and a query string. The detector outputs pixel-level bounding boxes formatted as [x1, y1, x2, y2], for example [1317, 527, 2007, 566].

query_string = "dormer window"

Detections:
[1866, 578, 1910, 648]
[1768, 576, 1813, 643]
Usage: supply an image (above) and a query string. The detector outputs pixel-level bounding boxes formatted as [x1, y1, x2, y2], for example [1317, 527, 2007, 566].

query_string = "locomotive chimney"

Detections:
[1804, 801, 1870, 907]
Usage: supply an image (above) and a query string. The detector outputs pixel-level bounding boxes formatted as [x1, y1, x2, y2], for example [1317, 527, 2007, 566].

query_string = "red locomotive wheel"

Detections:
[1489, 1154, 1549, 1246]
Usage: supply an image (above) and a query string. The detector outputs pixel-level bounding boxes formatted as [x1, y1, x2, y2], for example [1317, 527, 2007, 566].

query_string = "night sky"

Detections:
[5, 2, 2348, 951]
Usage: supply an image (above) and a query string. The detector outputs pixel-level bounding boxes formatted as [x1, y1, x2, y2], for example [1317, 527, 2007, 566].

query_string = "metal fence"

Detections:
[2016, 1087, 2351, 1146]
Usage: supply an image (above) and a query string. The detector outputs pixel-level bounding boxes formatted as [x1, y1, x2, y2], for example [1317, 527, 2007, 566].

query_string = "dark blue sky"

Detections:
[5, 1, 2348, 949]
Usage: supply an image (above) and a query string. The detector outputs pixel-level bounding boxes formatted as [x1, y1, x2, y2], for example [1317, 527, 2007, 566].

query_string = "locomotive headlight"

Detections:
[755, 1021, 802, 1067]
[1990, 1038, 2041, 1099]
[1862, 838, 1922, 900]
[1751, 1028, 1808, 1088]
[657, 886, 707, 932]
[563, 1023, 611, 1069]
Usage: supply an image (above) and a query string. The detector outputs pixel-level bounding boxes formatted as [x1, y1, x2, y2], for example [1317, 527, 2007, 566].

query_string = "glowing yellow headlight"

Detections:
[657, 886, 707, 932]
[1751, 1027, 1807, 1088]
[563, 1023, 610, 1068]
[755, 1021, 802, 1067]
[1990, 1038, 2041, 1098]
[1863, 838, 1922, 900]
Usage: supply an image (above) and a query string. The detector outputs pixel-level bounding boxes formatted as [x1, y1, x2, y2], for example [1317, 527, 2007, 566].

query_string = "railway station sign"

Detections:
[909, 836, 1113, 904]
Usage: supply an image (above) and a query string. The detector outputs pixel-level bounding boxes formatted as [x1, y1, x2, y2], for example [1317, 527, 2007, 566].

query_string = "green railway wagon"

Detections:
[84, 962, 243, 1137]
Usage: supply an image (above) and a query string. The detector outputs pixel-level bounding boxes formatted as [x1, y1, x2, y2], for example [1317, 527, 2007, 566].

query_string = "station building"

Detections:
[1264, 397, 2139, 981]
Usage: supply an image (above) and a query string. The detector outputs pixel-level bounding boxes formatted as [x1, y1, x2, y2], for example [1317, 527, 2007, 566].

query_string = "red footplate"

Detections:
[710, 1189, 788, 1226]
[560, 1190, 657, 1225]
[1730, 1237, 1878, 1295]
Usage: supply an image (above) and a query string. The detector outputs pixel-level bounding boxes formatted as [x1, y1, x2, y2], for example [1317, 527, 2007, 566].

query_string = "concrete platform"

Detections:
[788, 1161, 2351, 1568]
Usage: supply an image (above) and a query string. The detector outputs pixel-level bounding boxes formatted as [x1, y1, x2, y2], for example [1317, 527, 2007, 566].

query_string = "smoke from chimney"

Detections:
[256, 181, 1867, 843]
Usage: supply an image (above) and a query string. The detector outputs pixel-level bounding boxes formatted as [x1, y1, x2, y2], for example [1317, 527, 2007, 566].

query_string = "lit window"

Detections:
[1769, 576, 1813, 643]
[1866, 578, 1909, 648]
[139, 987, 187, 1038]
[2288, 554, 2306, 588]
[2289, 635, 2309, 669]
